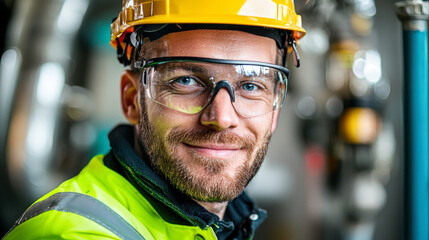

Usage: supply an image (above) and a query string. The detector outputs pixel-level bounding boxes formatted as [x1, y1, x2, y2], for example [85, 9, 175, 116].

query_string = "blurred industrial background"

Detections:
[0, 0, 409, 239]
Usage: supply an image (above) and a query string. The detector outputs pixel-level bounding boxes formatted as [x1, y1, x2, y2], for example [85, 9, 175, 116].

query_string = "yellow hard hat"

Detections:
[111, 0, 306, 52]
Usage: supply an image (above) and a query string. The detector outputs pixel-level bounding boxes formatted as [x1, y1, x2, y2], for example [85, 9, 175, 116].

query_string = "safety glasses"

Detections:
[138, 57, 289, 118]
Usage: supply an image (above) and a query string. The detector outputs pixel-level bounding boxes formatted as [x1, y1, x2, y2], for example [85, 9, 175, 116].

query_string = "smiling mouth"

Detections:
[183, 142, 244, 159]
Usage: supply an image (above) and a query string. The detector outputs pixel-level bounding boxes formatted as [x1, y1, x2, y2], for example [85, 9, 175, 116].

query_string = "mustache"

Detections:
[167, 128, 255, 149]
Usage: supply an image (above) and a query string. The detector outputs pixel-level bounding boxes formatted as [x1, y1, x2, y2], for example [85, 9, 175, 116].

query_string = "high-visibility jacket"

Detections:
[4, 155, 218, 240]
[3, 124, 266, 240]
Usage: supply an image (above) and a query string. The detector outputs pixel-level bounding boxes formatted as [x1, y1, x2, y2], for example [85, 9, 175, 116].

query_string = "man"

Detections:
[4, 0, 305, 239]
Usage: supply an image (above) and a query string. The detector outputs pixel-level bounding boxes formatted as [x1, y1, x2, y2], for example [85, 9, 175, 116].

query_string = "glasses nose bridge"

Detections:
[208, 80, 236, 106]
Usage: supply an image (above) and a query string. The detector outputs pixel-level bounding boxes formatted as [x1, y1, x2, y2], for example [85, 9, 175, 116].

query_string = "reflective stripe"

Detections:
[10, 192, 145, 240]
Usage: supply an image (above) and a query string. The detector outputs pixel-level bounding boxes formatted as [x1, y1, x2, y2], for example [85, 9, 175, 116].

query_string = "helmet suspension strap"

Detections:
[287, 31, 301, 68]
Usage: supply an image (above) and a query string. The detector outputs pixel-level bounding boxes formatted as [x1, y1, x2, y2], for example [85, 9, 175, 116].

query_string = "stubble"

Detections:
[138, 85, 271, 202]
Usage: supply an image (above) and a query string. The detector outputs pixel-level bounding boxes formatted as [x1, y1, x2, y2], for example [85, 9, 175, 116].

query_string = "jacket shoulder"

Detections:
[4, 155, 155, 240]
[4, 210, 120, 240]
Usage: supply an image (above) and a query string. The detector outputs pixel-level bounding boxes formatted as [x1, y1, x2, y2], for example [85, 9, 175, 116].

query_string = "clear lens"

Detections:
[143, 58, 288, 118]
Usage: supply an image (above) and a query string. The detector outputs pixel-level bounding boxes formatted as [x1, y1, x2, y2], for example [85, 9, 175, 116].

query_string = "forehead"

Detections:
[146, 29, 278, 63]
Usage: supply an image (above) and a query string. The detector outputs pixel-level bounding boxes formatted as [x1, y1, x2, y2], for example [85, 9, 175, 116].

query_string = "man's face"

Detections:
[136, 30, 280, 202]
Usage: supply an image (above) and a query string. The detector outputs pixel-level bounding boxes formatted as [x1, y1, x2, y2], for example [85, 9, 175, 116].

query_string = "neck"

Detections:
[196, 201, 228, 219]
[134, 127, 147, 159]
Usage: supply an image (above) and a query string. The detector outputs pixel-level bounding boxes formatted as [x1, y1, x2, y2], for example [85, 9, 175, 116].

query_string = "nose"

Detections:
[200, 88, 240, 131]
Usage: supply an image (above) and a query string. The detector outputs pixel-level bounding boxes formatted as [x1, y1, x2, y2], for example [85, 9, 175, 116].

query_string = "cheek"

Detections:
[147, 105, 172, 132]
[147, 102, 195, 134]
[245, 115, 274, 141]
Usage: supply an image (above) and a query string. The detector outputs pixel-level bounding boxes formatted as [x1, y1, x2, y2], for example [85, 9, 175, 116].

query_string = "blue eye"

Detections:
[176, 77, 196, 85]
[242, 83, 258, 91]
[168, 76, 206, 93]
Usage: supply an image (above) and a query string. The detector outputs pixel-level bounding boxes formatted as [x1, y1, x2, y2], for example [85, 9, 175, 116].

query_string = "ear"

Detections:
[270, 109, 280, 133]
[120, 70, 140, 124]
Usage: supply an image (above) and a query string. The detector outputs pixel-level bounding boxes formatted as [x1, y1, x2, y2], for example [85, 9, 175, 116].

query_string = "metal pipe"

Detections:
[396, 1, 429, 240]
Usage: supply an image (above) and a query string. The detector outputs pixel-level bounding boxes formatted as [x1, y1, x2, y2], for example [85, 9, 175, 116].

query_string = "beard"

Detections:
[138, 93, 272, 202]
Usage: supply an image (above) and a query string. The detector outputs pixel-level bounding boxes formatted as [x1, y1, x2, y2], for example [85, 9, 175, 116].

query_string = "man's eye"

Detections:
[173, 76, 198, 86]
[241, 83, 259, 91]
[167, 76, 206, 93]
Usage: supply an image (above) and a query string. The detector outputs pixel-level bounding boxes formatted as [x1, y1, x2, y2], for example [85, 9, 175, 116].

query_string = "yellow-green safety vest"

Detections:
[3, 155, 218, 240]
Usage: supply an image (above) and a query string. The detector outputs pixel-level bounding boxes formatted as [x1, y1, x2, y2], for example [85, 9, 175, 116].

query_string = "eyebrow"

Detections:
[155, 62, 211, 76]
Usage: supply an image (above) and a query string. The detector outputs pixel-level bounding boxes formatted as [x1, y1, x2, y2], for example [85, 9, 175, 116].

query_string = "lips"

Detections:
[183, 142, 244, 159]
[167, 128, 254, 160]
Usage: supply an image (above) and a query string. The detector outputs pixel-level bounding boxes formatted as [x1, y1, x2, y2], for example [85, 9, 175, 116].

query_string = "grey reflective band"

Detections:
[9, 192, 145, 240]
